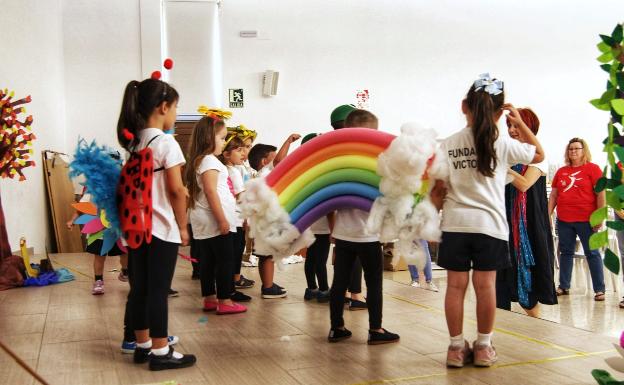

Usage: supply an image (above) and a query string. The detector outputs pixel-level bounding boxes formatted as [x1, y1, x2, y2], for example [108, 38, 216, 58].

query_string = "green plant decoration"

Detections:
[589, 23, 624, 275]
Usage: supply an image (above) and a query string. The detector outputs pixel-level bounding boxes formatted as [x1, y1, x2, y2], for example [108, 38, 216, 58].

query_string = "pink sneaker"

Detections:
[216, 302, 247, 315]
[446, 340, 472, 368]
[473, 342, 498, 367]
[92, 280, 104, 295]
[203, 298, 218, 312]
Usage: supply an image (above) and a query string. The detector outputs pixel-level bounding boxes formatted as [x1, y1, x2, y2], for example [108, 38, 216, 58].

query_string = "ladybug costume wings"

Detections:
[117, 135, 163, 249]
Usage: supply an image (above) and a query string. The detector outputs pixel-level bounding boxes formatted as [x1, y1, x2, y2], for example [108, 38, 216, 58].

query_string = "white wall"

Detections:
[220, 0, 622, 170]
[62, 0, 143, 151]
[0, 0, 67, 252]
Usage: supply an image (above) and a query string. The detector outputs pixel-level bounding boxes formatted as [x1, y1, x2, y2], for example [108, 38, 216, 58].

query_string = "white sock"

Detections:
[450, 334, 464, 348]
[476, 332, 493, 347]
[137, 340, 152, 349]
[151, 345, 183, 359]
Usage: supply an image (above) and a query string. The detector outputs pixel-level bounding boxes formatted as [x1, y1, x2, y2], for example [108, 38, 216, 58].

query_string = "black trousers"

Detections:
[330, 240, 383, 329]
[123, 256, 134, 341]
[349, 257, 363, 294]
[188, 224, 200, 275]
[127, 236, 178, 338]
[197, 232, 234, 300]
[305, 234, 330, 291]
[233, 227, 245, 278]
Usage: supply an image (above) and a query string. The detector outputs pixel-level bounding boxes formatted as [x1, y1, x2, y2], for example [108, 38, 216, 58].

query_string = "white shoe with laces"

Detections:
[410, 280, 420, 288]
[424, 281, 439, 292]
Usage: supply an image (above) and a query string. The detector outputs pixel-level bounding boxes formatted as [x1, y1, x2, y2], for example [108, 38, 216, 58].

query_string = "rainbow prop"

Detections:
[240, 124, 445, 261]
[265, 128, 395, 233]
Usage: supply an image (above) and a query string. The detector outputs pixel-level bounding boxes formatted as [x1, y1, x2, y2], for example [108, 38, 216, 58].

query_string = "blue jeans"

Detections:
[408, 240, 432, 282]
[557, 220, 605, 293]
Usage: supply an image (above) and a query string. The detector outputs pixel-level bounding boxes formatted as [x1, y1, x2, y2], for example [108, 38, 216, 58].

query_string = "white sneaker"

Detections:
[410, 280, 421, 288]
[424, 281, 439, 292]
[242, 255, 259, 267]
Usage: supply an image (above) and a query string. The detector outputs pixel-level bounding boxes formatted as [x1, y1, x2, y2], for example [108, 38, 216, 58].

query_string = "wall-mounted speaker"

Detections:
[262, 70, 279, 96]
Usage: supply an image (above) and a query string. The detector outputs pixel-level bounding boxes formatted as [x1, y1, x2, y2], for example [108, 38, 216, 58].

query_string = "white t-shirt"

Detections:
[227, 165, 244, 227]
[190, 154, 237, 239]
[310, 217, 331, 235]
[440, 126, 536, 240]
[332, 209, 378, 242]
[134, 128, 186, 243]
[237, 162, 255, 183]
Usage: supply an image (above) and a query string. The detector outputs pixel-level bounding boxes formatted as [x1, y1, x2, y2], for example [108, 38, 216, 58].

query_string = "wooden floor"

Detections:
[0, 252, 622, 385]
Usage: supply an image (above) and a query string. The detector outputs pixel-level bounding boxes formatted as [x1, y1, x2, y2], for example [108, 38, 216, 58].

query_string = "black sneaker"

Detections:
[304, 288, 319, 300]
[274, 283, 288, 293]
[231, 290, 252, 302]
[261, 284, 287, 299]
[235, 275, 255, 289]
[328, 327, 352, 343]
[368, 328, 400, 345]
[133, 346, 151, 364]
[317, 290, 330, 303]
[349, 299, 367, 311]
[149, 347, 196, 371]
[168, 289, 179, 298]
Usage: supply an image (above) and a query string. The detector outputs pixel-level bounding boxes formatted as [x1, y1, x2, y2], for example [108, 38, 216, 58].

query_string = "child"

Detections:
[300, 133, 332, 303]
[437, 74, 543, 368]
[219, 134, 253, 301]
[328, 109, 399, 345]
[247, 133, 301, 298]
[228, 124, 257, 285]
[337, 108, 377, 310]
[117, 78, 195, 370]
[66, 186, 129, 295]
[186, 116, 246, 315]
[408, 240, 439, 292]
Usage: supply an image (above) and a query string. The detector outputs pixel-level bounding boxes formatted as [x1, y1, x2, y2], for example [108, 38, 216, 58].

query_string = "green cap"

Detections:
[330, 104, 356, 124]
[301, 133, 319, 144]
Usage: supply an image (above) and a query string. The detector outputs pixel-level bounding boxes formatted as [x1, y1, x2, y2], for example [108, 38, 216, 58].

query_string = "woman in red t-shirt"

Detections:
[548, 138, 606, 301]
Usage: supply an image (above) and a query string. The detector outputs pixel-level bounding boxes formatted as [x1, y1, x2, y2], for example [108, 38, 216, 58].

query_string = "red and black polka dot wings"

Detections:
[117, 146, 155, 248]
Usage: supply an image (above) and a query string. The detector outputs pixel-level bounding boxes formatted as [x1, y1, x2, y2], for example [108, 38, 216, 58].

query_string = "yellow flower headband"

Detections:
[197, 105, 232, 121]
[226, 124, 257, 142]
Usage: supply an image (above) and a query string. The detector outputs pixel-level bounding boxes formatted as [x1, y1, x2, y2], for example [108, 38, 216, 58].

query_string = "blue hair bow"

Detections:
[474, 73, 504, 96]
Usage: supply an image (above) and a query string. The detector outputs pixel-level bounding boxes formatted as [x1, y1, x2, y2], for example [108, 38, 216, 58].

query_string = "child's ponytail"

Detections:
[116, 78, 179, 151]
[117, 80, 142, 150]
[465, 78, 505, 177]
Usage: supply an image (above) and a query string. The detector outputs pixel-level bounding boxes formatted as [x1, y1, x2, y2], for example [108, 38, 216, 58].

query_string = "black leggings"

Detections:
[305, 234, 330, 291]
[233, 227, 245, 278]
[349, 258, 363, 294]
[197, 232, 234, 300]
[188, 224, 200, 275]
[127, 236, 179, 338]
[330, 240, 383, 329]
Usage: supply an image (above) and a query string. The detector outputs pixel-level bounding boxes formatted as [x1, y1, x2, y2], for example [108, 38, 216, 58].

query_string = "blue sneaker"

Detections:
[121, 340, 136, 354]
[120, 335, 179, 354]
